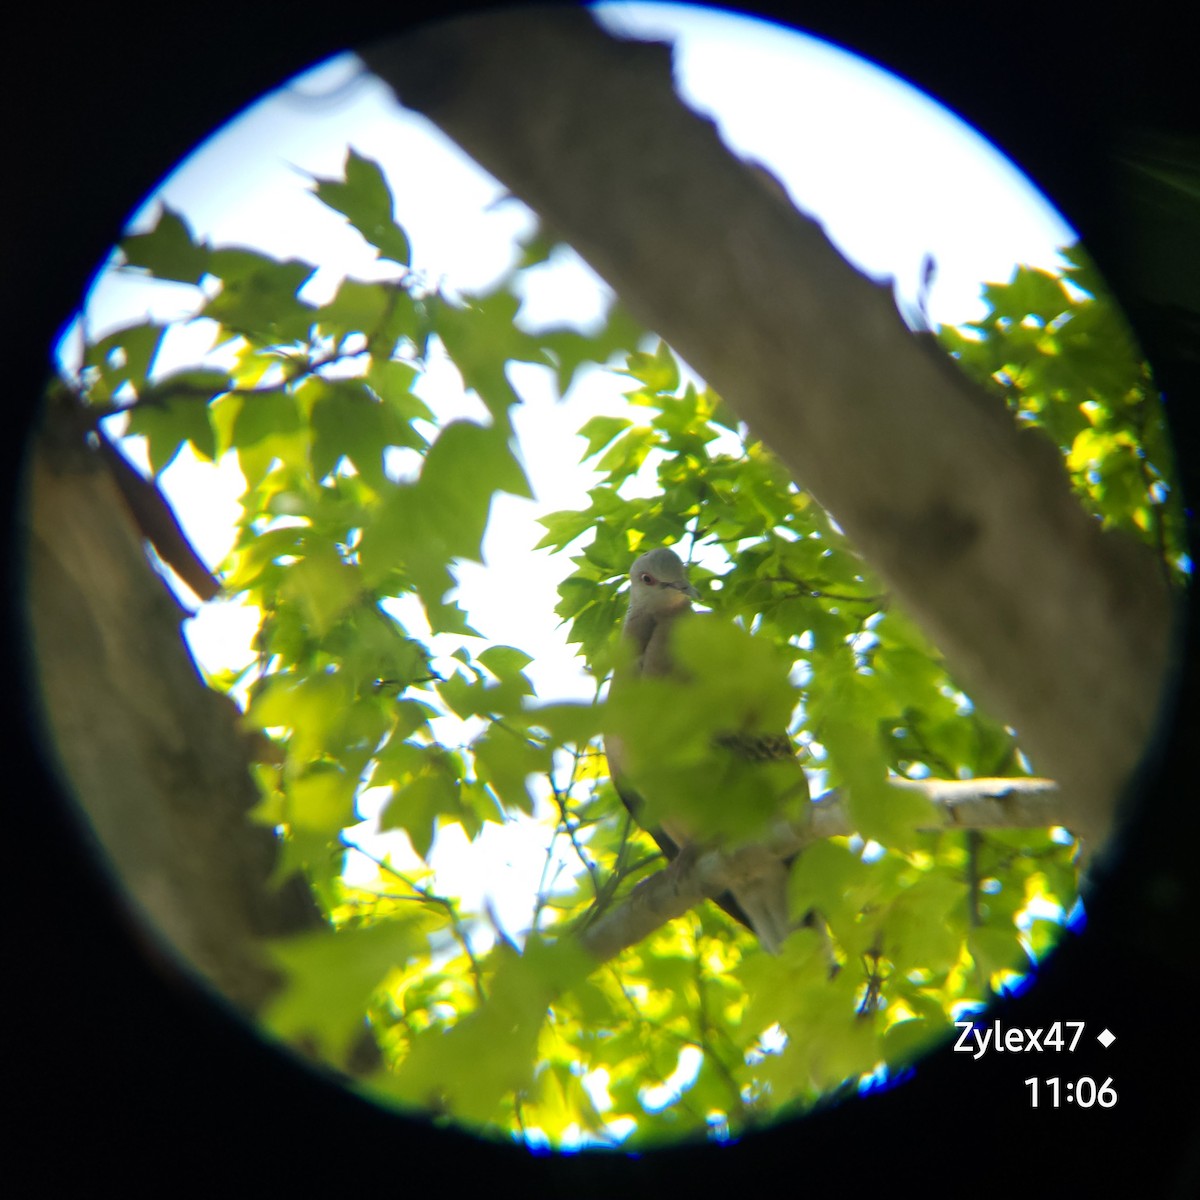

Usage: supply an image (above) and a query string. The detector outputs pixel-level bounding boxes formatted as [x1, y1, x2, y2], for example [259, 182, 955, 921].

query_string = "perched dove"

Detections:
[605, 546, 807, 954]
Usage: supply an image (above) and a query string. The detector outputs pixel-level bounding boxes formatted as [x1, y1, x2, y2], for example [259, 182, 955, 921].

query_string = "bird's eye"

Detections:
[640, 573, 655, 585]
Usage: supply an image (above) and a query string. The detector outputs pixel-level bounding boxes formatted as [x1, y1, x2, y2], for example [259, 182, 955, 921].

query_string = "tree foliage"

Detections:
[58, 149, 1185, 1147]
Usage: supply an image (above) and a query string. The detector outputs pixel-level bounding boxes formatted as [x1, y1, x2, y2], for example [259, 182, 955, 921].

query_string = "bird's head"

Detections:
[627, 547, 700, 615]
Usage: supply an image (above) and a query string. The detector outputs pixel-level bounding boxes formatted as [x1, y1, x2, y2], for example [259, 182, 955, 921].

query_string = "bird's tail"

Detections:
[731, 854, 792, 956]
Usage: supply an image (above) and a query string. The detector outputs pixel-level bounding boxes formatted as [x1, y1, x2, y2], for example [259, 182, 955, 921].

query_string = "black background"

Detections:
[7, 1, 1197, 1193]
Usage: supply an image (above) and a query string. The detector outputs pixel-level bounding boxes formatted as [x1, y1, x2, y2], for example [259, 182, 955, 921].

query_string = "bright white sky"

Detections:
[65, 2, 1074, 945]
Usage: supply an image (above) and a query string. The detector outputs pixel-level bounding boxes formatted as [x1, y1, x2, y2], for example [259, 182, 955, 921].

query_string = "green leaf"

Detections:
[383, 773, 460, 859]
[622, 339, 680, 392]
[606, 617, 805, 841]
[969, 924, 1026, 979]
[358, 489, 477, 634]
[203, 248, 317, 343]
[264, 919, 429, 1059]
[85, 322, 167, 402]
[513, 224, 559, 269]
[577, 414, 633, 460]
[477, 644, 534, 681]
[245, 669, 353, 762]
[527, 702, 603, 747]
[982, 265, 1070, 324]
[230, 387, 304, 452]
[125, 390, 217, 474]
[338, 617, 431, 695]
[883, 869, 964, 973]
[286, 762, 357, 836]
[595, 426, 655, 481]
[312, 148, 411, 266]
[437, 670, 517, 720]
[375, 744, 467, 859]
[883, 1016, 947, 1067]
[385, 940, 592, 1125]
[533, 507, 595, 551]
[1024, 916, 1067, 960]
[787, 839, 869, 927]
[277, 541, 361, 636]
[472, 725, 550, 814]
[387, 698, 439, 741]
[221, 523, 305, 592]
[367, 357, 428, 419]
[120, 205, 208, 284]
[308, 377, 394, 488]
[315, 277, 390, 342]
[435, 290, 550, 419]
[417, 419, 533, 561]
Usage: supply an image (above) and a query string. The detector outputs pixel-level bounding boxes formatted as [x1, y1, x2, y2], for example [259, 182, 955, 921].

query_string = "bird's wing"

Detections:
[607, 598, 804, 953]
[608, 755, 775, 937]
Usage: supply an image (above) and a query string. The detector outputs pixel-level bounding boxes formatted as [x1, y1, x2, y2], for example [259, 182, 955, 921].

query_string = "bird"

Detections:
[604, 546, 808, 954]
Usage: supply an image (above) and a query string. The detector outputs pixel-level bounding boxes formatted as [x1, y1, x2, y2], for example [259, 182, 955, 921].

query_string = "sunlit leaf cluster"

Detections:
[938, 248, 1187, 583]
[58, 150, 1182, 1146]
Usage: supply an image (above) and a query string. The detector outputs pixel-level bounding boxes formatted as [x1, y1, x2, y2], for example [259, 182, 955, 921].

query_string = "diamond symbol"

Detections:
[1097, 1028, 1116, 1048]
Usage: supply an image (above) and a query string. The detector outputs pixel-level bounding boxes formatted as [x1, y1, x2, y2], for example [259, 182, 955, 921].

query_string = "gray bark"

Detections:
[24, 403, 321, 1014]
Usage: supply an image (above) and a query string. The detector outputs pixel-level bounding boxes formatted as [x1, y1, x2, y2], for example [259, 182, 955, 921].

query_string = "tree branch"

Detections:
[361, 12, 1175, 844]
[94, 425, 221, 602]
[579, 775, 1061, 963]
[26, 401, 322, 1012]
